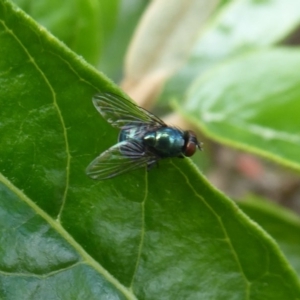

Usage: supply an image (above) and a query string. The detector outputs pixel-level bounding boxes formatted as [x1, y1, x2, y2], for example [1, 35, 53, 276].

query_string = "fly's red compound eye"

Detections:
[183, 130, 200, 157]
[184, 140, 197, 157]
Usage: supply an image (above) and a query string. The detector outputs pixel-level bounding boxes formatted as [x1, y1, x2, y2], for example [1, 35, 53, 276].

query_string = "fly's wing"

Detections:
[86, 140, 158, 180]
[93, 92, 166, 129]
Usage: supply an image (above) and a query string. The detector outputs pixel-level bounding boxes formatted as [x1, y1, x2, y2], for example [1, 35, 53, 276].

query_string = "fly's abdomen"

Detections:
[119, 124, 148, 143]
[144, 127, 185, 157]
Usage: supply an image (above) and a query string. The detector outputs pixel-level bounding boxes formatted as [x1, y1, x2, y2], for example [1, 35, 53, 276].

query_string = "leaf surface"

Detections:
[238, 196, 300, 278]
[13, 0, 119, 66]
[0, 1, 299, 299]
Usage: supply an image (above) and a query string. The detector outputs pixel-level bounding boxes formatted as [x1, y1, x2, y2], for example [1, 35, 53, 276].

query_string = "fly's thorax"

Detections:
[144, 127, 185, 157]
[142, 131, 156, 147]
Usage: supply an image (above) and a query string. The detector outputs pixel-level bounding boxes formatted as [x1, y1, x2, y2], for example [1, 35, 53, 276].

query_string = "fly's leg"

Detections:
[147, 160, 159, 171]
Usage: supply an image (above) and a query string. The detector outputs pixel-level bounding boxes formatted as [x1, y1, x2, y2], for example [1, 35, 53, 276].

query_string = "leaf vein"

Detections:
[129, 167, 148, 291]
[0, 172, 137, 299]
[171, 161, 252, 299]
[0, 20, 71, 221]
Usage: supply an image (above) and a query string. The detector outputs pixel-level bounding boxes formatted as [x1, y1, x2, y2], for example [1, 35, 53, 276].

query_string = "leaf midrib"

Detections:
[0, 171, 137, 300]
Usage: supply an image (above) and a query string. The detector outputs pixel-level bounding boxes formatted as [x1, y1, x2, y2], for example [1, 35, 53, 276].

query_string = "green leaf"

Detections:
[0, 175, 130, 299]
[15, 0, 149, 79]
[184, 49, 300, 171]
[162, 0, 300, 101]
[0, 1, 300, 299]
[238, 196, 300, 278]
[13, 0, 120, 66]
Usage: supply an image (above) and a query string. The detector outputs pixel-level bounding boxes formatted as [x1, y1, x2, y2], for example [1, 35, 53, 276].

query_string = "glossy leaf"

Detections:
[0, 1, 300, 299]
[13, 0, 119, 66]
[184, 49, 300, 171]
[238, 196, 300, 277]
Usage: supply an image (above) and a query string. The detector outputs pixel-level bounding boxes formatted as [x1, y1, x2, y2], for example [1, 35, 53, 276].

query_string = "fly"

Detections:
[86, 92, 202, 180]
